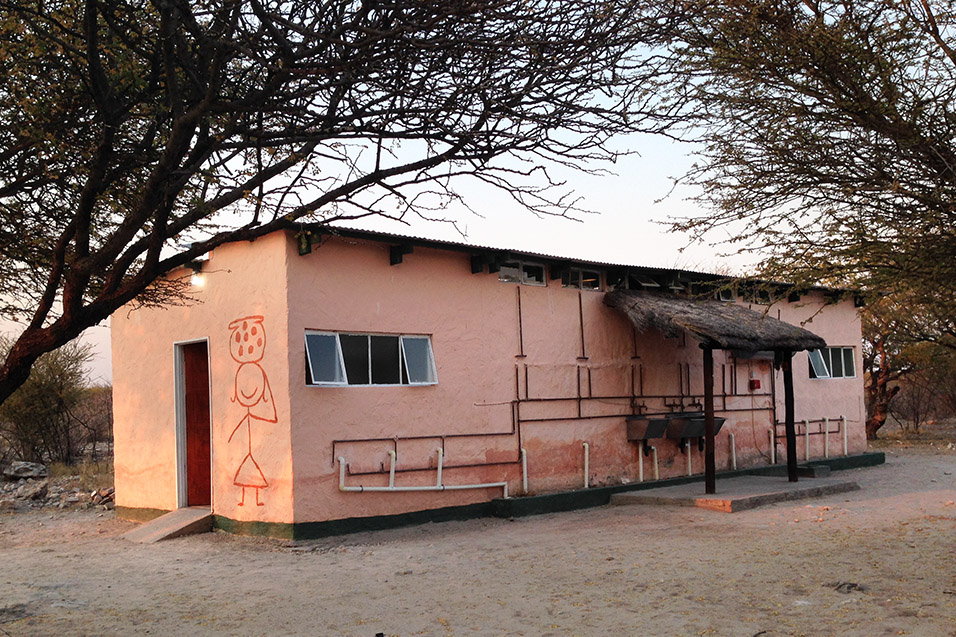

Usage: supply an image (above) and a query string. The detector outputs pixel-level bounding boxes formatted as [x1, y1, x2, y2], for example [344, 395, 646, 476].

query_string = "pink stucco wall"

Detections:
[111, 230, 867, 528]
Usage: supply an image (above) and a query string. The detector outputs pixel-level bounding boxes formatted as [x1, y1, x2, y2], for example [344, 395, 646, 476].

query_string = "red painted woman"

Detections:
[227, 315, 276, 506]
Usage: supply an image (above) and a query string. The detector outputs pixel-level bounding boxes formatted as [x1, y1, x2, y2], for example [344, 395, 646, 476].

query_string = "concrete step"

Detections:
[122, 506, 213, 543]
[610, 476, 860, 513]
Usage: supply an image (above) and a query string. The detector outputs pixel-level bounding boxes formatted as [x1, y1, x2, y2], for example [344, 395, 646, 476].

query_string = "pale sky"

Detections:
[3, 133, 756, 386]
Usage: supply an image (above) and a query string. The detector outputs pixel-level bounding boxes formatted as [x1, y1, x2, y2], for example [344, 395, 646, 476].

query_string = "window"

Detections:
[305, 332, 437, 386]
[561, 268, 602, 290]
[498, 261, 546, 285]
[808, 347, 855, 379]
[715, 288, 735, 302]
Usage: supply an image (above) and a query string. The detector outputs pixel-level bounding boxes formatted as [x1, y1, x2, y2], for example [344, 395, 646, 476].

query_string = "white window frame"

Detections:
[305, 331, 438, 387]
[498, 260, 547, 286]
[808, 347, 856, 379]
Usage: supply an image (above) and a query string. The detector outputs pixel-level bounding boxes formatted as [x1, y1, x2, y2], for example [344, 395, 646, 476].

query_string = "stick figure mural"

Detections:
[227, 316, 276, 507]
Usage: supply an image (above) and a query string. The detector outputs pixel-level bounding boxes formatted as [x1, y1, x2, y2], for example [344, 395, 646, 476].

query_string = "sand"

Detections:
[1, 445, 954, 636]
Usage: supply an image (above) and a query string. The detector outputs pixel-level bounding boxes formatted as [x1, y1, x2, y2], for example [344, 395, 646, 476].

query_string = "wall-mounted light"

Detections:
[187, 259, 205, 287]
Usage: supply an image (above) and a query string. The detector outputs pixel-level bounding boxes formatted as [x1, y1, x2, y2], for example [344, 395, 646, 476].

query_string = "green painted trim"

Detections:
[115, 506, 170, 523]
[209, 452, 886, 538]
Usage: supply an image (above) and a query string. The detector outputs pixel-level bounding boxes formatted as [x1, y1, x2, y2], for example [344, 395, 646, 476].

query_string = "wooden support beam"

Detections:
[389, 244, 414, 265]
[704, 346, 716, 494]
[782, 351, 798, 482]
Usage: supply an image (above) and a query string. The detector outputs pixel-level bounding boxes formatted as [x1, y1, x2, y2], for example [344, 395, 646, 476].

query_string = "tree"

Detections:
[0, 338, 92, 463]
[862, 301, 907, 440]
[0, 0, 675, 404]
[651, 0, 956, 328]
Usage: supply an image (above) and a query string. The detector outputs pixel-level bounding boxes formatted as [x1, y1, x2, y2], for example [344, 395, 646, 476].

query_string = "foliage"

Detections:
[0, 337, 98, 463]
[651, 0, 956, 331]
[0, 0, 676, 404]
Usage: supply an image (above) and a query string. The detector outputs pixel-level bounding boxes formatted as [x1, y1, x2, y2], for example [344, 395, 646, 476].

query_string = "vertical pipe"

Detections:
[729, 432, 737, 471]
[804, 418, 810, 461]
[703, 347, 716, 494]
[769, 429, 776, 464]
[783, 352, 798, 482]
[387, 449, 396, 488]
[651, 446, 659, 480]
[638, 441, 645, 482]
[686, 441, 693, 476]
[824, 417, 830, 458]
[582, 442, 590, 488]
[521, 448, 528, 494]
[842, 415, 848, 456]
[436, 448, 444, 487]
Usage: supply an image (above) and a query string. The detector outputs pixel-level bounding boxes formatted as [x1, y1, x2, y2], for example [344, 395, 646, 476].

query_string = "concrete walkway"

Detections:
[610, 475, 861, 513]
[121, 506, 213, 543]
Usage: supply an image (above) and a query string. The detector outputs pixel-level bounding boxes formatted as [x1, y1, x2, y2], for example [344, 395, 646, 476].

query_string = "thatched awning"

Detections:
[605, 290, 826, 352]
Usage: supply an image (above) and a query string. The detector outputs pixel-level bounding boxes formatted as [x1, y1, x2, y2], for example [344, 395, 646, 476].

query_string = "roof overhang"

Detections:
[605, 290, 827, 352]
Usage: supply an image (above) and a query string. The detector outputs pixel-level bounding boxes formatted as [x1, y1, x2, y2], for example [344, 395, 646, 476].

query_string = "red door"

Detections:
[182, 342, 211, 506]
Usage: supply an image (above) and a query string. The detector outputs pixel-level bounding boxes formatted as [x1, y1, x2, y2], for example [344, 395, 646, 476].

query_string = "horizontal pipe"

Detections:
[338, 457, 509, 498]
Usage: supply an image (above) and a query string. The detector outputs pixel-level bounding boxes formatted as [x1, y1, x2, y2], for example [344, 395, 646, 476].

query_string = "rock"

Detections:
[3, 461, 48, 480]
[16, 481, 48, 500]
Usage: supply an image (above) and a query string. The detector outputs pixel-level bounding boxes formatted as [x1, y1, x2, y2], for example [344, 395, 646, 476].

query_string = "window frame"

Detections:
[561, 267, 603, 291]
[305, 331, 438, 387]
[498, 260, 547, 286]
[808, 346, 856, 380]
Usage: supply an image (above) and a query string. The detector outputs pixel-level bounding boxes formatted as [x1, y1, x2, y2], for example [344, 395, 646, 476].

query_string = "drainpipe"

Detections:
[685, 440, 692, 476]
[769, 429, 776, 465]
[638, 441, 644, 482]
[436, 448, 444, 487]
[842, 415, 848, 456]
[651, 446, 659, 481]
[387, 449, 397, 488]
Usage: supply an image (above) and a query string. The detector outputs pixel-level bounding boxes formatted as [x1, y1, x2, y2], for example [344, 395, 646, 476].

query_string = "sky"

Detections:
[1, 133, 758, 386]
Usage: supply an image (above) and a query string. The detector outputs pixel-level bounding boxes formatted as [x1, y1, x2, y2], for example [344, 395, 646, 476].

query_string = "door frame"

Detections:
[174, 338, 213, 509]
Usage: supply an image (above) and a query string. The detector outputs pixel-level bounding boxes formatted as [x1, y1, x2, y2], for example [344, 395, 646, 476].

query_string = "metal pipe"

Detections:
[769, 429, 776, 464]
[387, 449, 396, 488]
[729, 432, 737, 471]
[686, 440, 693, 476]
[436, 448, 444, 487]
[651, 446, 659, 480]
[804, 418, 810, 461]
[638, 441, 644, 482]
[582, 442, 590, 488]
[842, 415, 848, 456]
[824, 417, 830, 458]
[521, 448, 528, 494]
[337, 457, 509, 498]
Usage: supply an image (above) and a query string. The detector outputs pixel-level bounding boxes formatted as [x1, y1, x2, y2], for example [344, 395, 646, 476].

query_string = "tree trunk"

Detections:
[865, 336, 899, 440]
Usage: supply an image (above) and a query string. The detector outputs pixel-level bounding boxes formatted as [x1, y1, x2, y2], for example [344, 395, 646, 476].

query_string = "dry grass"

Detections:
[47, 459, 114, 492]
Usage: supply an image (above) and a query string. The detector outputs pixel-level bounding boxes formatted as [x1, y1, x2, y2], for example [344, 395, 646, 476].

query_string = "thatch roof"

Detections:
[605, 290, 827, 352]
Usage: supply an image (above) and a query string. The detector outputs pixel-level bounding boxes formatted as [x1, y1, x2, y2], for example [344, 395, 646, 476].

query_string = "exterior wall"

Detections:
[112, 232, 295, 524]
[112, 228, 867, 530]
[285, 234, 867, 525]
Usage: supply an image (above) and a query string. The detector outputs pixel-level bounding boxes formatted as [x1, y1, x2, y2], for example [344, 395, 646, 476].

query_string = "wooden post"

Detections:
[704, 346, 716, 494]
[782, 351, 798, 482]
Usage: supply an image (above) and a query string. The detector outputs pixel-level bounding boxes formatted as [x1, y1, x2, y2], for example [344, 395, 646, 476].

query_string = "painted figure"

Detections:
[227, 315, 276, 506]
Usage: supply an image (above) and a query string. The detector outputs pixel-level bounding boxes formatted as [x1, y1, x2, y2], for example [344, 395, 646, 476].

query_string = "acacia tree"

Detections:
[650, 0, 956, 327]
[0, 0, 677, 404]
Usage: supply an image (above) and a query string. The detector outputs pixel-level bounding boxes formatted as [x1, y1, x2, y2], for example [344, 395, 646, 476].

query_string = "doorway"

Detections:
[175, 341, 211, 507]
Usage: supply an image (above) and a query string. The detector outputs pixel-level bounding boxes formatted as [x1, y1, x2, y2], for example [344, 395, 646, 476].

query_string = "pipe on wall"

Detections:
[521, 448, 528, 494]
[729, 432, 737, 471]
[387, 449, 396, 488]
[769, 429, 776, 465]
[804, 418, 811, 461]
[651, 446, 659, 480]
[337, 456, 509, 498]
[582, 442, 590, 488]
[842, 415, 848, 456]
[824, 417, 830, 458]
[638, 441, 644, 482]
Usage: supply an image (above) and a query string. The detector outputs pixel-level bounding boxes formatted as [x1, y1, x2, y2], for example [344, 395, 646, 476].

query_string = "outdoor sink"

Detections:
[625, 416, 668, 441]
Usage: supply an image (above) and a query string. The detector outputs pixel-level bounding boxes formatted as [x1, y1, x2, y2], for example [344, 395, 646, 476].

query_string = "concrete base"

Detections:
[122, 506, 213, 543]
[610, 476, 860, 513]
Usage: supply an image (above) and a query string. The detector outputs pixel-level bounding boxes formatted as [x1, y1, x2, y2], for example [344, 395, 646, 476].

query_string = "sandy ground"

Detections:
[1, 446, 954, 637]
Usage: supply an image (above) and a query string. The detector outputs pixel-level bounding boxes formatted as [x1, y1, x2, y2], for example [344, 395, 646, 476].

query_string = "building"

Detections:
[111, 226, 868, 537]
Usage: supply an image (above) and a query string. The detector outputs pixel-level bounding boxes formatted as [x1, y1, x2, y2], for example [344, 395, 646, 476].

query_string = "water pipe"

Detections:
[582, 442, 590, 488]
[769, 429, 776, 464]
[685, 440, 692, 476]
[521, 448, 528, 494]
[824, 417, 830, 458]
[436, 448, 444, 487]
[638, 441, 644, 482]
[651, 446, 659, 480]
[729, 432, 737, 471]
[387, 449, 396, 488]
[842, 415, 848, 456]
[804, 418, 810, 461]
[337, 456, 509, 498]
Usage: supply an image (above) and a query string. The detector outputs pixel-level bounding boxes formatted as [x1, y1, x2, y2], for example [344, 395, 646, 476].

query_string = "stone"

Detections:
[16, 481, 48, 500]
[3, 461, 47, 480]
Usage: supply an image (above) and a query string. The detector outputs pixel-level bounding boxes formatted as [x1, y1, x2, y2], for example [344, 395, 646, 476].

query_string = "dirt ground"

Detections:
[1, 446, 955, 637]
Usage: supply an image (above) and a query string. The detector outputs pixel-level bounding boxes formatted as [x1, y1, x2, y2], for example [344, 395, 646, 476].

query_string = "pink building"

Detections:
[111, 227, 871, 538]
